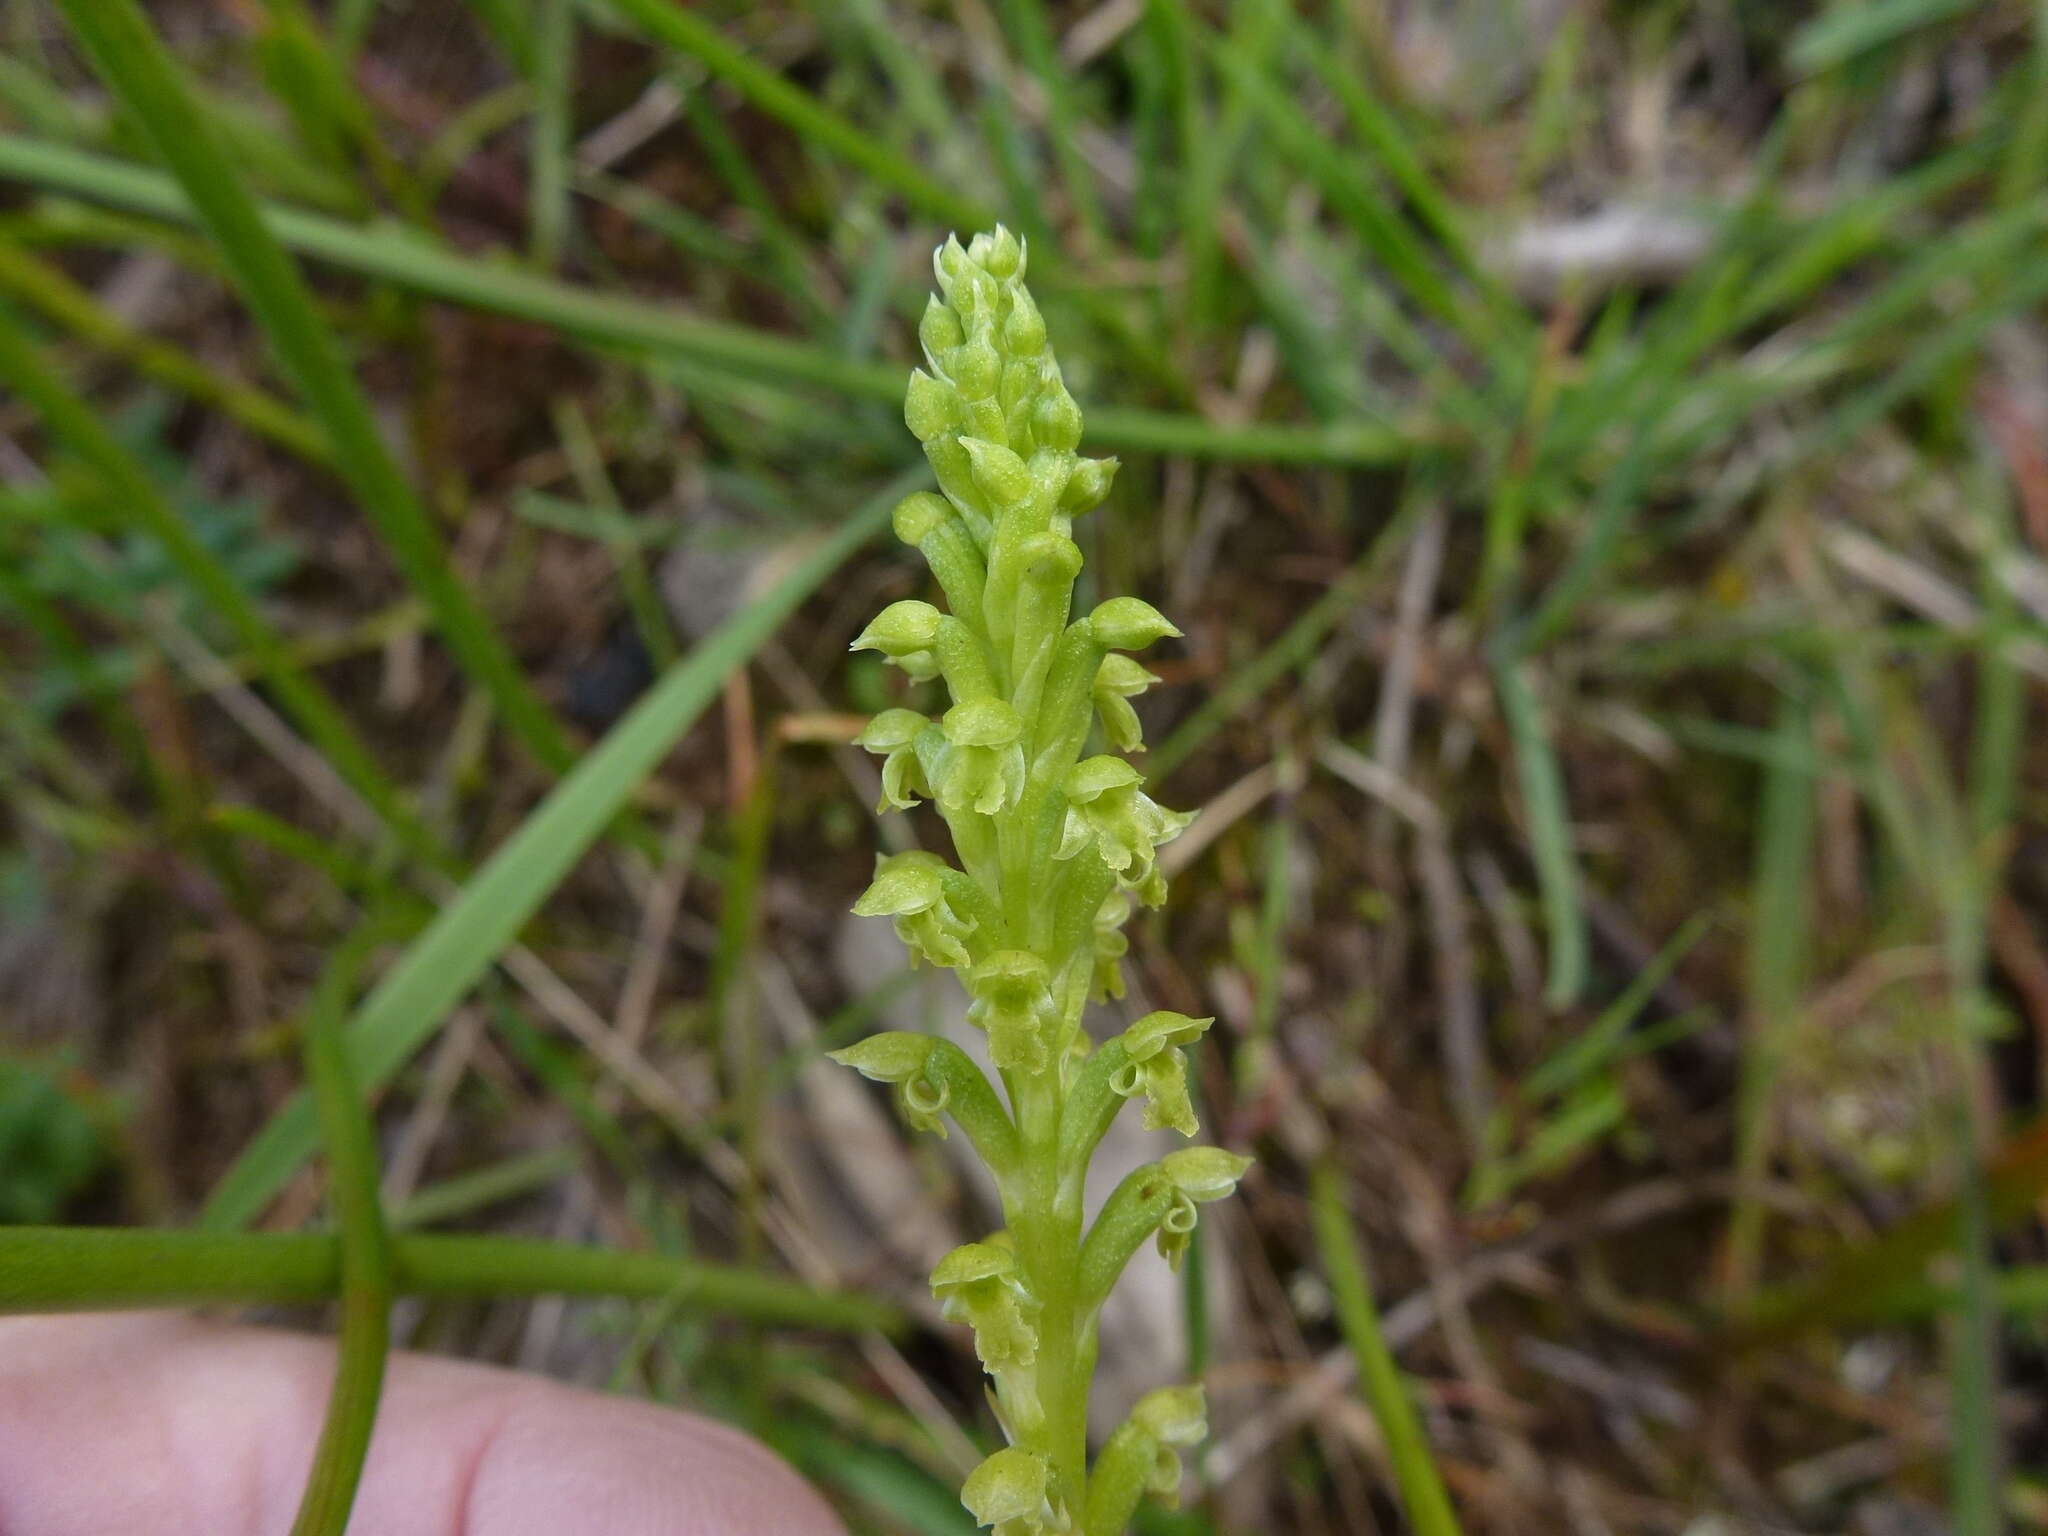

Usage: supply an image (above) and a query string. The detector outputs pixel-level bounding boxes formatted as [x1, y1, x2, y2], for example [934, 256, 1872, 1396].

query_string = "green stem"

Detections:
[1014, 1084, 1089, 1509]
[0, 1227, 901, 1333]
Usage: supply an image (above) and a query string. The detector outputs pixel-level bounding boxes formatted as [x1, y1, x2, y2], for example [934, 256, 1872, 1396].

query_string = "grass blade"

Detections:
[993, 0, 1108, 244]
[51, 0, 578, 774]
[1724, 691, 1816, 1297]
[1789, 0, 1978, 75]
[0, 301, 440, 870]
[200, 468, 924, 1232]
[598, 0, 984, 230]
[1148, 495, 1427, 782]
[1211, 43, 1487, 359]
[1493, 656, 1587, 1009]
[1728, 1113, 2048, 1342]
[0, 134, 1425, 467]
[1310, 1162, 1464, 1536]
[528, 0, 574, 266]
[0, 1227, 899, 1332]
[1945, 443, 2027, 1534]
[291, 927, 398, 1536]
[0, 240, 329, 463]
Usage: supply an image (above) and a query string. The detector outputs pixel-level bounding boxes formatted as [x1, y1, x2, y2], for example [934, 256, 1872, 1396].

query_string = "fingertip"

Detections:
[0, 1314, 845, 1536]
[456, 1382, 845, 1536]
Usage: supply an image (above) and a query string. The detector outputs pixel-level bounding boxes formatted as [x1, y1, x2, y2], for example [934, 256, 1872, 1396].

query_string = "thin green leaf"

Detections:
[0, 1226, 900, 1332]
[1309, 1163, 1464, 1536]
[528, 0, 574, 266]
[597, 0, 984, 230]
[291, 926, 400, 1536]
[1729, 1114, 2048, 1342]
[51, 0, 577, 774]
[1788, 0, 1978, 75]
[0, 133, 1425, 466]
[1726, 690, 1817, 1295]
[0, 302, 440, 870]
[0, 240, 329, 463]
[1493, 657, 1587, 1009]
[201, 469, 924, 1232]
[1148, 495, 1428, 782]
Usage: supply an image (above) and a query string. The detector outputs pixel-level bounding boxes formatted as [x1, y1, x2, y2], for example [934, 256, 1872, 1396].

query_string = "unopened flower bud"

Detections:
[961, 437, 1032, 509]
[851, 600, 943, 658]
[1003, 285, 1047, 356]
[951, 266, 999, 325]
[892, 490, 950, 546]
[920, 293, 964, 359]
[1060, 455, 1117, 513]
[1035, 387, 1083, 453]
[970, 224, 1024, 279]
[905, 369, 958, 443]
[950, 334, 1001, 399]
[935, 232, 971, 287]
[1019, 532, 1083, 586]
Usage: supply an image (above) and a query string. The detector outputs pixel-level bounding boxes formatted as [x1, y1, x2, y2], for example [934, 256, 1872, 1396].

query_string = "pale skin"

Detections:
[0, 1314, 844, 1536]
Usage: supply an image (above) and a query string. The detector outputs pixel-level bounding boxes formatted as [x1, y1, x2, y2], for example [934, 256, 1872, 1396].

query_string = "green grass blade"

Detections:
[200, 468, 923, 1232]
[1788, 0, 1977, 75]
[0, 301, 441, 871]
[0, 134, 1424, 466]
[675, 78, 824, 321]
[528, 0, 575, 266]
[51, 0, 577, 775]
[1493, 656, 1587, 1009]
[464, 0, 537, 72]
[291, 927, 398, 1536]
[389, 1148, 580, 1229]
[1725, 690, 1816, 1296]
[0, 239, 330, 463]
[1285, 13, 1492, 299]
[1998, 0, 2048, 204]
[819, 0, 965, 179]
[1310, 1162, 1464, 1536]
[1148, 495, 1427, 782]
[598, 0, 985, 230]
[1522, 911, 1714, 1103]
[1729, 1113, 2048, 1342]
[1517, 403, 1670, 654]
[1211, 43, 1490, 359]
[994, 0, 1108, 244]
[0, 1226, 900, 1332]
[1946, 444, 2026, 1535]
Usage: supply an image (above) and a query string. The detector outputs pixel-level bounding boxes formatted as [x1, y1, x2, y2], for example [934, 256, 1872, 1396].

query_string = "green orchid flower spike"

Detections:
[829, 227, 1251, 1535]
